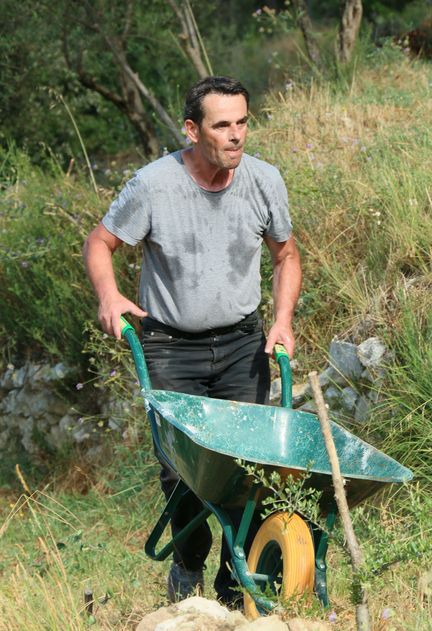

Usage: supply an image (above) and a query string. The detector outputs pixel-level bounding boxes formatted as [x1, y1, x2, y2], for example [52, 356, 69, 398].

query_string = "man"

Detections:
[83, 76, 301, 606]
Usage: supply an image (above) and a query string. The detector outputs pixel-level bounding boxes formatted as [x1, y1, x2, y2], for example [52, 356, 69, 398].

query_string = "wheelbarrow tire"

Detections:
[244, 512, 315, 619]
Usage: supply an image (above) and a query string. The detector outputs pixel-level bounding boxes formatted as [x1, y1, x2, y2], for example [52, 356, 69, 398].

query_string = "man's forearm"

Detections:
[83, 235, 120, 304]
[264, 235, 301, 356]
[272, 246, 302, 325]
[83, 224, 146, 338]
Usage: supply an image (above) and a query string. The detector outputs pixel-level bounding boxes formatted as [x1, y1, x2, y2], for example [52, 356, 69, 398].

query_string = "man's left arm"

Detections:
[263, 235, 302, 357]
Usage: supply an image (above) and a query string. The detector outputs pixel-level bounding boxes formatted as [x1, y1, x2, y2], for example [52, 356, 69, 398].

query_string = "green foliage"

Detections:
[351, 485, 432, 584]
[0, 146, 142, 366]
[366, 298, 432, 484]
[237, 460, 323, 526]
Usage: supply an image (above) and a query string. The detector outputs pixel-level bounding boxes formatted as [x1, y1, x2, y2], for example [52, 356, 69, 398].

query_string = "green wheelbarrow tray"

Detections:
[144, 388, 412, 513]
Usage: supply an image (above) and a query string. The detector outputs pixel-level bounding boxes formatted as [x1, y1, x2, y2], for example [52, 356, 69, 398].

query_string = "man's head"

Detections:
[184, 76, 249, 126]
[183, 76, 250, 170]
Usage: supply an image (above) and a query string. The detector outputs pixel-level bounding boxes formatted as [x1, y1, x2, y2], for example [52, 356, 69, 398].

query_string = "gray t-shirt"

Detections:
[103, 151, 292, 332]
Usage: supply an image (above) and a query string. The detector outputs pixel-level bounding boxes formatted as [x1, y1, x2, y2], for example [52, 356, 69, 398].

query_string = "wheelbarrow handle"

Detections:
[119, 318, 293, 407]
[274, 344, 293, 408]
[120, 316, 152, 391]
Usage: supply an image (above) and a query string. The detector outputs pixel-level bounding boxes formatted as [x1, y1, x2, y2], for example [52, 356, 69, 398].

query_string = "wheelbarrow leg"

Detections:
[145, 479, 211, 561]
[205, 485, 276, 615]
[313, 510, 337, 608]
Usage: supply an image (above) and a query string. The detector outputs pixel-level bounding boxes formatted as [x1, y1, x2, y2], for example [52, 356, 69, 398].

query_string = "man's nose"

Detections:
[229, 125, 241, 142]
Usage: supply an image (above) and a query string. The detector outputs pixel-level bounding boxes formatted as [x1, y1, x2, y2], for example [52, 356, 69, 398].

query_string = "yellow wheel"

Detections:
[244, 512, 315, 619]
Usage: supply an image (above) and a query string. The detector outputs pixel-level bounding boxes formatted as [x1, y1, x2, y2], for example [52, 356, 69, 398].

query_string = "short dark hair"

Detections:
[183, 76, 249, 126]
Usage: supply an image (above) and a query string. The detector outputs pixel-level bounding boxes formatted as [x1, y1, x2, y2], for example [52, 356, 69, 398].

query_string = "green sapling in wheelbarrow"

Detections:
[120, 317, 412, 618]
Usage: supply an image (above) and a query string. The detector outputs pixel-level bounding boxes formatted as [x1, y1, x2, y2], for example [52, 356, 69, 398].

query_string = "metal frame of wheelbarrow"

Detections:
[120, 316, 336, 613]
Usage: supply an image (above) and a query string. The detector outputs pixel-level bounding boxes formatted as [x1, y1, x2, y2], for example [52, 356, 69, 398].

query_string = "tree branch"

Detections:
[166, 0, 209, 78]
[309, 371, 371, 631]
[337, 0, 363, 64]
[291, 0, 322, 68]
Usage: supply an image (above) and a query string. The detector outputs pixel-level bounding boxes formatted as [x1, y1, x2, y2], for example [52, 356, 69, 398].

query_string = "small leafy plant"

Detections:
[237, 459, 323, 527]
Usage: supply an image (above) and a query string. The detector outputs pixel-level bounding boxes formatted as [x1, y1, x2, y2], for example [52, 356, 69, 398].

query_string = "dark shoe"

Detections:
[167, 562, 204, 603]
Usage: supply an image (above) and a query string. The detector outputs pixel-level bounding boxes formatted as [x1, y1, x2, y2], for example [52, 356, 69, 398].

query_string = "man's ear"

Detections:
[184, 119, 199, 144]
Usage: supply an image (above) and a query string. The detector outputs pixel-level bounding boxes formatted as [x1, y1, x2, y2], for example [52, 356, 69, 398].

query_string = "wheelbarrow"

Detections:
[119, 317, 412, 618]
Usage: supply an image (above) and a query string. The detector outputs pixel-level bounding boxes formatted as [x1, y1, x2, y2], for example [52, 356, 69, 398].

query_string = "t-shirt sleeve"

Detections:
[102, 173, 150, 246]
[264, 170, 292, 242]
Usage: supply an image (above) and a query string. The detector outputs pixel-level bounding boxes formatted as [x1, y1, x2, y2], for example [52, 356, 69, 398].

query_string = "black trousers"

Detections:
[141, 311, 270, 601]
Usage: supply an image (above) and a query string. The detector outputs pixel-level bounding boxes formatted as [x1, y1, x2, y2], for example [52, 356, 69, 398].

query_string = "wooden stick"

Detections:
[309, 371, 371, 631]
[84, 589, 94, 615]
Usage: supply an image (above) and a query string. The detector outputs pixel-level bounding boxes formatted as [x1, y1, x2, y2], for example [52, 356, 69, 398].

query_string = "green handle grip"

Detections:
[274, 344, 292, 408]
[120, 316, 152, 391]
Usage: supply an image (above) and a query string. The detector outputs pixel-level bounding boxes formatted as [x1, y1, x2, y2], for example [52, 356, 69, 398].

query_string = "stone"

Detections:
[31, 391, 70, 418]
[0, 390, 19, 415]
[0, 429, 9, 450]
[59, 414, 75, 433]
[50, 362, 71, 380]
[270, 378, 281, 402]
[154, 613, 223, 631]
[287, 618, 331, 631]
[318, 366, 347, 388]
[289, 359, 299, 371]
[329, 341, 363, 381]
[248, 615, 288, 630]
[366, 388, 379, 404]
[108, 418, 122, 431]
[357, 337, 386, 368]
[10, 366, 28, 389]
[0, 366, 16, 390]
[226, 610, 248, 626]
[292, 383, 309, 406]
[315, 368, 332, 389]
[354, 395, 371, 423]
[340, 387, 358, 413]
[298, 401, 317, 414]
[71, 427, 91, 443]
[25, 363, 46, 383]
[176, 596, 228, 620]
[323, 386, 341, 407]
[361, 366, 385, 385]
[136, 606, 174, 631]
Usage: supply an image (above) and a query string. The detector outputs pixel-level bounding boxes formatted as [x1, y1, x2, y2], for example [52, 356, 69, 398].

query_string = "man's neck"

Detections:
[181, 148, 234, 192]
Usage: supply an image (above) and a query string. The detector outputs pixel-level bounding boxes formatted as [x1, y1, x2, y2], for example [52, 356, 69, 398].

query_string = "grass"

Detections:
[1, 456, 431, 630]
[0, 443, 167, 630]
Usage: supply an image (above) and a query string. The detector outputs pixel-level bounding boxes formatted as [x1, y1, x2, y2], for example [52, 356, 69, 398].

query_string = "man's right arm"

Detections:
[83, 223, 147, 339]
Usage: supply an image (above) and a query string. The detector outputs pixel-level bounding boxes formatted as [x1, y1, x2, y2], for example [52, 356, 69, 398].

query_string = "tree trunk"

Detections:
[167, 0, 212, 78]
[61, 2, 183, 157]
[337, 0, 363, 64]
[120, 73, 161, 159]
[291, 0, 322, 68]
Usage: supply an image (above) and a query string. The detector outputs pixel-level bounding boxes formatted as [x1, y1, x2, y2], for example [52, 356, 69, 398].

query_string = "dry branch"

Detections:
[309, 370, 371, 631]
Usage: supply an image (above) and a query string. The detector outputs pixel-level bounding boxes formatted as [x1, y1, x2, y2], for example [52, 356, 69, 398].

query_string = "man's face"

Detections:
[186, 93, 248, 169]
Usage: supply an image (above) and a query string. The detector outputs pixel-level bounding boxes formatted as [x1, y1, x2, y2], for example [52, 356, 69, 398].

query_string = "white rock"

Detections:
[292, 383, 309, 406]
[270, 378, 281, 402]
[176, 596, 228, 620]
[357, 337, 386, 368]
[287, 618, 331, 631]
[136, 607, 173, 631]
[248, 614, 289, 630]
